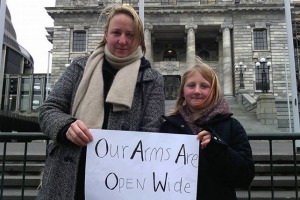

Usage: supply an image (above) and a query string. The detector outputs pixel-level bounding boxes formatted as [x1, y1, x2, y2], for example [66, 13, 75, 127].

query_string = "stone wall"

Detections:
[49, 0, 290, 100]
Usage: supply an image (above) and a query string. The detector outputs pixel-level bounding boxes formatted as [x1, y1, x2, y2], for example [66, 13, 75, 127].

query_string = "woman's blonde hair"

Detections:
[172, 57, 222, 114]
[98, 5, 146, 54]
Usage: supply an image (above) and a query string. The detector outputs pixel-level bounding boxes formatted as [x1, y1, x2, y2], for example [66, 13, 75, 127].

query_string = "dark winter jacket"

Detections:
[37, 56, 165, 200]
[160, 113, 255, 200]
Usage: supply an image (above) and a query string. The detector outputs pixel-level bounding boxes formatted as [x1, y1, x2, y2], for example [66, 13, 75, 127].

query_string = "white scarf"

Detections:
[72, 45, 143, 128]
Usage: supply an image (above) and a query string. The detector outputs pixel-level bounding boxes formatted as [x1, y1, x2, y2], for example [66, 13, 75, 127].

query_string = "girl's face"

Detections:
[183, 71, 212, 112]
[105, 13, 138, 58]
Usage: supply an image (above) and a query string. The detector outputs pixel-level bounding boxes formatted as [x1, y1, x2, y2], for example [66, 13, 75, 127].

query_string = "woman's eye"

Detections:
[112, 31, 120, 36]
[126, 33, 134, 38]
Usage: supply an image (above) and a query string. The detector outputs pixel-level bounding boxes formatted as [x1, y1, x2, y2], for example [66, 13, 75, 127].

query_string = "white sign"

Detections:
[85, 129, 199, 200]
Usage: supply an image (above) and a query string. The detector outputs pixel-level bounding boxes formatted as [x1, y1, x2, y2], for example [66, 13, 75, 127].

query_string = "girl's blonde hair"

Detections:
[98, 5, 146, 54]
[172, 57, 222, 114]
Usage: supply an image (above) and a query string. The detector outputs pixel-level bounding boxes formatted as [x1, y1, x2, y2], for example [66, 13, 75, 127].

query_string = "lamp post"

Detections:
[235, 62, 247, 89]
[46, 50, 52, 99]
[256, 58, 271, 93]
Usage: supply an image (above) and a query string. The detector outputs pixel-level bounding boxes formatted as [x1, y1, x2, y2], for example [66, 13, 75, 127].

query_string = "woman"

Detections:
[37, 5, 165, 200]
[160, 58, 254, 200]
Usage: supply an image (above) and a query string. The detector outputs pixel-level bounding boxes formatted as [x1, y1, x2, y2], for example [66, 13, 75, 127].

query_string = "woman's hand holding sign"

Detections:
[66, 120, 93, 147]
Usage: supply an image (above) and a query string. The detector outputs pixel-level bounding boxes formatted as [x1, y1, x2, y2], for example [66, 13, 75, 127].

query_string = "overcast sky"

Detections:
[6, 0, 55, 73]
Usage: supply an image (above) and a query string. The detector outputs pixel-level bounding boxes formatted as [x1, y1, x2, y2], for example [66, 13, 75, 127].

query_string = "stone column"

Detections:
[144, 23, 153, 64]
[216, 36, 223, 87]
[185, 25, 197, 68]
[221, 25, 233, 96]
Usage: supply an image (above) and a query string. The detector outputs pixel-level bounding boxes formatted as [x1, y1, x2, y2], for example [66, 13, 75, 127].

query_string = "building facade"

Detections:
[44, 0, 300, 130]
[46, 0, 295, 99]
[0, 6, 49, 127]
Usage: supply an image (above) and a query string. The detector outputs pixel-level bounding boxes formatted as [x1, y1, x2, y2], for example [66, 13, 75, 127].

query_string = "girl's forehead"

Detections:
[185, 71, 210, 82]
[187, 71, 202, 79]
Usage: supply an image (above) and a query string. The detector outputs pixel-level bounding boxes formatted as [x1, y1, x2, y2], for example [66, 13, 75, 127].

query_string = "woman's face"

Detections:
[183, 71, 212, 112]
[105, 13, 138, 58]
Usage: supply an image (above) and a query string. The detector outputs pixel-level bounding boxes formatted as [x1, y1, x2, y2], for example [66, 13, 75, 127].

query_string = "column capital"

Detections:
[220, 24, 233, 32]
[185, 24, 197, 33]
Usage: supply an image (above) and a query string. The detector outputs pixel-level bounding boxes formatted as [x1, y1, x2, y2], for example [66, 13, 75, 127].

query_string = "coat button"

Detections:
[64, 156, 73, 163]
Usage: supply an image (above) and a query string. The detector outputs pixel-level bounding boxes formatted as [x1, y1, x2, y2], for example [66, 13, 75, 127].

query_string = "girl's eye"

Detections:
[186, 83, 195, 88]
[201, 84, 210, 89]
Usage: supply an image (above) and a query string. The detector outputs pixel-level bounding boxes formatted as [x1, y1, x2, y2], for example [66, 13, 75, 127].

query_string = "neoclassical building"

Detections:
[45, 0, 300, 130]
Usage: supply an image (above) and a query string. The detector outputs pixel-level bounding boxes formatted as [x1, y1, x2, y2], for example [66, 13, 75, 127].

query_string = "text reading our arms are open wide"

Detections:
[94, 138, 199, 194]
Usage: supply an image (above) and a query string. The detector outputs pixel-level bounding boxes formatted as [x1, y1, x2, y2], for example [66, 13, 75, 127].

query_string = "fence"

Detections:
[0, 132, 300, 200]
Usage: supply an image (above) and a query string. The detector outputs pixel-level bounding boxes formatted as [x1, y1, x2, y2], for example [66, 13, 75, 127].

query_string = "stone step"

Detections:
[1, 188, 38, 200]
[255, 164, 300, 173]
[0, 175, 41, 187]
[236, 190, 300, 200]
[0, 162, 45, 173]
[253, 154, 300, 162]
[1, 189, 299, 200]
[251, 175, 300, 187]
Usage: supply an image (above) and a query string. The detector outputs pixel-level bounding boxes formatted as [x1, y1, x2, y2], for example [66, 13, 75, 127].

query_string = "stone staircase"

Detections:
[225, 96, 283, 134]
[0, 142, 46, 200]
[0, 142, 299, 200]
[0, 97, 299, 199]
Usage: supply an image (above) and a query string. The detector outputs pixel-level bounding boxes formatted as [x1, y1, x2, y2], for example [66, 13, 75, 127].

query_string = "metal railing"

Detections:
[0, 132, 300, 200]
[246, 133, 300, 200]
[0, 132, 49, 200]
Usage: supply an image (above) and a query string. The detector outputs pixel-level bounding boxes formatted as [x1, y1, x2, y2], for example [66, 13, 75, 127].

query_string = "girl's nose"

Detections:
[194, 86, 201, 94]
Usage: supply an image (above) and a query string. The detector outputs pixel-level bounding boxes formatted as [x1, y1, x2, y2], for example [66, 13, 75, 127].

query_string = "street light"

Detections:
[255, 58, 271, 93]
[46, 50, 52, 99]
[235, 62, 247, 89]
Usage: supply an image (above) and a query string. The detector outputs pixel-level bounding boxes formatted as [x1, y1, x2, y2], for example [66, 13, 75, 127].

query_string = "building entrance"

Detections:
[164, 75, 181, 100]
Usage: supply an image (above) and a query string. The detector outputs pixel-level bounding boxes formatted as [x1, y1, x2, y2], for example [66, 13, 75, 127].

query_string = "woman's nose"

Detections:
[118, 34, 127, 44]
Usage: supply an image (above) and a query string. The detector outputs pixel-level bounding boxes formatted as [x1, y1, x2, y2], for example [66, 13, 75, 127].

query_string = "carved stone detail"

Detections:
[72, 0, 89, 6]
[160, 61, 180, 73]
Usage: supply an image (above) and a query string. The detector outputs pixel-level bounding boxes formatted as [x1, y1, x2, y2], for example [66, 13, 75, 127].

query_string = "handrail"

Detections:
[0, 132, 49, 141]
[247, 132, 300, 140]
[1, 131, 300, 139]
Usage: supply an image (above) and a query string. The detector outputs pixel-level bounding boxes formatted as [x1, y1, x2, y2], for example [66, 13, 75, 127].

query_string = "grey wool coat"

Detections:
[36, 56, 165, 200]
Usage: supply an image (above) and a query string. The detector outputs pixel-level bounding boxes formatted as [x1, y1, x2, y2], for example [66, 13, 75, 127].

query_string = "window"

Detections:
[164, 75, 181, 100]
[32, 78, 43, 112]
[199, 50, 210, 61]
[72, 31, 87, 52]
[122, 0, 138, 5]
[255, 61, 270, 92]
[161, 0, 177, 5]
[20, 78, 30, 111]
[254, 29, 268, 50]
[9, 78, 18, 111]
